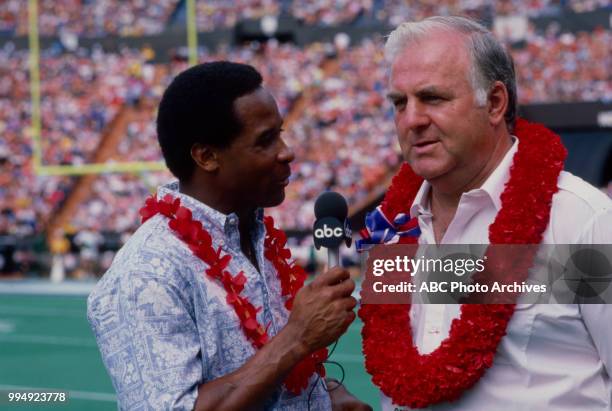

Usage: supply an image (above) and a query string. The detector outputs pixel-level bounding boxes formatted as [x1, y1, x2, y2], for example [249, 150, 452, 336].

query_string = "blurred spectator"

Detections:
[513, 27, 611, 103]
[0, 44, 73, 238]
[379, 0, 493, 27]
[379, 0, 610, 26]
[196, 0, 279, 32]
[0, 0, 179, 37]
[291, 0, 373, 26]
[39, 46, 156, 165]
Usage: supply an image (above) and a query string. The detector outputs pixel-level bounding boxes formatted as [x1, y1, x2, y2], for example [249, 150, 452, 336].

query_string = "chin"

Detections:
[409, 158, 454, 181]
[262, 190, 286, 208]
[410, 165, 442, 180]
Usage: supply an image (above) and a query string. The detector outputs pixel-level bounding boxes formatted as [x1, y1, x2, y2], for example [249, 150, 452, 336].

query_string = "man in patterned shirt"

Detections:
[87, 62, 371, 411]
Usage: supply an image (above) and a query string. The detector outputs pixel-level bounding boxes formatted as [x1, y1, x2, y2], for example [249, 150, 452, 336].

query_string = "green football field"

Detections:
[0, 292, 380, 410]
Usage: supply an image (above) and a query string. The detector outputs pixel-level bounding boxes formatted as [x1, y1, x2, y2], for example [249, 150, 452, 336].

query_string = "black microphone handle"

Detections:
[328, 247, 341, 268]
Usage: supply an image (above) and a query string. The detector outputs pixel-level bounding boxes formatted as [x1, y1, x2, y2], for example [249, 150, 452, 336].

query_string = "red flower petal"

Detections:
[176, 206, 192, 221]
[226, 292, 238, 305]
[244, 317, 259, 330]
[233, 272, 247, 287]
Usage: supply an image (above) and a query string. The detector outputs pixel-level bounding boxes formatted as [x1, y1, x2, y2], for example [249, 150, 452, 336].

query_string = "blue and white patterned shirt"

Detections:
[87, 181, 332, 410]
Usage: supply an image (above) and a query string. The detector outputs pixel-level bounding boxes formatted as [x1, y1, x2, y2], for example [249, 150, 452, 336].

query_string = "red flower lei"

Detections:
[359, 119, 567, 408]
[139, 197, 327, 395]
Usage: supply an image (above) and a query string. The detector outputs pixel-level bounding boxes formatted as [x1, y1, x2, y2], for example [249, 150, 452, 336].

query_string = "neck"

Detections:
[179, 178, 255, 234]
[430, 132, 513, 212]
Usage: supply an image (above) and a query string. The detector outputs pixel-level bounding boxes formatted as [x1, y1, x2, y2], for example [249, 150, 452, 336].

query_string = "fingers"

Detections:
[329, 277, 355, 299]
[333, 295, 357, 311]
[343, 296, 357, 311]
[312, 267, 350, 287]
[344, 309, 356, 325]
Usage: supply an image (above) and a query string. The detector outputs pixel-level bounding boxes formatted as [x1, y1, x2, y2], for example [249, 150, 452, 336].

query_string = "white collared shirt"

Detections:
[381, 138, 612, 411]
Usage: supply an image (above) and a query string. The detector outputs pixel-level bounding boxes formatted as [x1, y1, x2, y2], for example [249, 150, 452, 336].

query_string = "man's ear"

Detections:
[190, 143, 219, 172]
[487, 81, 509, 128]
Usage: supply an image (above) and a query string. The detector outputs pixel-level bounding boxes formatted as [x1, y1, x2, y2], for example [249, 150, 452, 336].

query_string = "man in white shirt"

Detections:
[365, 16, 612, 410]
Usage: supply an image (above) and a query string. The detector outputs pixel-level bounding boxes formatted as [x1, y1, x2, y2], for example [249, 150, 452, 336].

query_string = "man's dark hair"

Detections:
[157, 61, 263, 181]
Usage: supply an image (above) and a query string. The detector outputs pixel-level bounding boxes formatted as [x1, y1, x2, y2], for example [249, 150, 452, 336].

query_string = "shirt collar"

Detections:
[480, 136, 518, 211]
[410, 136, 518, 217]
[410, 179, 433, 219]
[156, 181, 264, 235]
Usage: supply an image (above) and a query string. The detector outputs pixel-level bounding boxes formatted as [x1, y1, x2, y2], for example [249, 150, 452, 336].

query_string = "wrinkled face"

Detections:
[216, 87, 294, 209]
[388, 32, 495, 183]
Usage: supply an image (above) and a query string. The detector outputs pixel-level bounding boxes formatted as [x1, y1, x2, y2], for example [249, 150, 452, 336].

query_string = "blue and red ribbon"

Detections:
[356, 206, 420, 252]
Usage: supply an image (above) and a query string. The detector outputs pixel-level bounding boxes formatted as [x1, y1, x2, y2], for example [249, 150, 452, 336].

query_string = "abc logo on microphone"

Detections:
[313, 217, 345, 248]
[312, 191, 352, 250]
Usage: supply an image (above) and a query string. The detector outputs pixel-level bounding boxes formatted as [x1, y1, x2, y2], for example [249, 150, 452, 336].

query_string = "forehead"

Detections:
[233, 87, 281, 129]
[389, 31, 473, 92]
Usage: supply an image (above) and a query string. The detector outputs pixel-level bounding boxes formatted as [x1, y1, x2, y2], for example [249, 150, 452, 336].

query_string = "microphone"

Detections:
[313, 192, 352, 268]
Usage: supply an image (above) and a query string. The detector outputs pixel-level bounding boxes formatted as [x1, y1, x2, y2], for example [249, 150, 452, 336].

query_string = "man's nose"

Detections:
[278, 139, 295, 163]
[397, 101, 430, 131]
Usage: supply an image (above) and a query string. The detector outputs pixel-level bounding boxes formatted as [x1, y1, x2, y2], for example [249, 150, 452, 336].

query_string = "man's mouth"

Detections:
[277, 172, 291, 186]
[414, 139, 438, 147]
[412, 140, 439, 154]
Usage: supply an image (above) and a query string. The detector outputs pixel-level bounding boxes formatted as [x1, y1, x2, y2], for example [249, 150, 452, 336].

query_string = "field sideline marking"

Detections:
[0, 306, 86, 318]
[0, 334, 96, 347]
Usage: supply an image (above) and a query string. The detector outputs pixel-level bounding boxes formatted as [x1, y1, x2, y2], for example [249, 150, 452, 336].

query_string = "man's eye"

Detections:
[392, 99, 406, 110]
[423, 95, 442, 103]
[259, 135, 274, 146]
[259, 129, 282, 147]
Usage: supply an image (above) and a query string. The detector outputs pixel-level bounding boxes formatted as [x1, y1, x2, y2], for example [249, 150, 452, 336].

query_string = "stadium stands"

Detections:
[1, 0, 610, 36]
[513, 27, 611, 103]
[0, 0, 610, 277]
[0, 0, 180, 36]
[196, 0, 280, 31]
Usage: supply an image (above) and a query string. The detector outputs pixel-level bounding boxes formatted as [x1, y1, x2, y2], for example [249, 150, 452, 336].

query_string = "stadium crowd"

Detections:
[0, 0, 179, 37]
[196, 0, 280, 32]
[2, 31, 611, 222]
[380, 0, 610, 27]
[513, 26, 611, 103]
[39, 47, 156, 166]
[291, 0, 374, 26]
[38, 29, 612, 237]
[268, 37, 400, 228]
[1, 0, 609, 36]
[0, 1, 610, 277]
[0, 44, 73, 239]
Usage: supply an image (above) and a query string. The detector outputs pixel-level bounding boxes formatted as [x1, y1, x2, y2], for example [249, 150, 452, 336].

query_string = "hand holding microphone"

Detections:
[287, 266, 356, 353]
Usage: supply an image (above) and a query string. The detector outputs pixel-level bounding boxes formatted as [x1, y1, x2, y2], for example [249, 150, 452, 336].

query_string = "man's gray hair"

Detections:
[386, 16, 517, 131]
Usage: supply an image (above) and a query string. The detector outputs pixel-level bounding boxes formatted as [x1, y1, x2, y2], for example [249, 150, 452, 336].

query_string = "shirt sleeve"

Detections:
[88, 268, 202, 410]
[581, 305, 612, 377]
[578, 207, 612, 377]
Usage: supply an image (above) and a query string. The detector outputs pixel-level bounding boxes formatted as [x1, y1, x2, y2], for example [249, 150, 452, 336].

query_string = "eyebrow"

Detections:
[386, 91, 405, 103]
[415, 86, 448, 98]
[387, 86, 450, 102]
